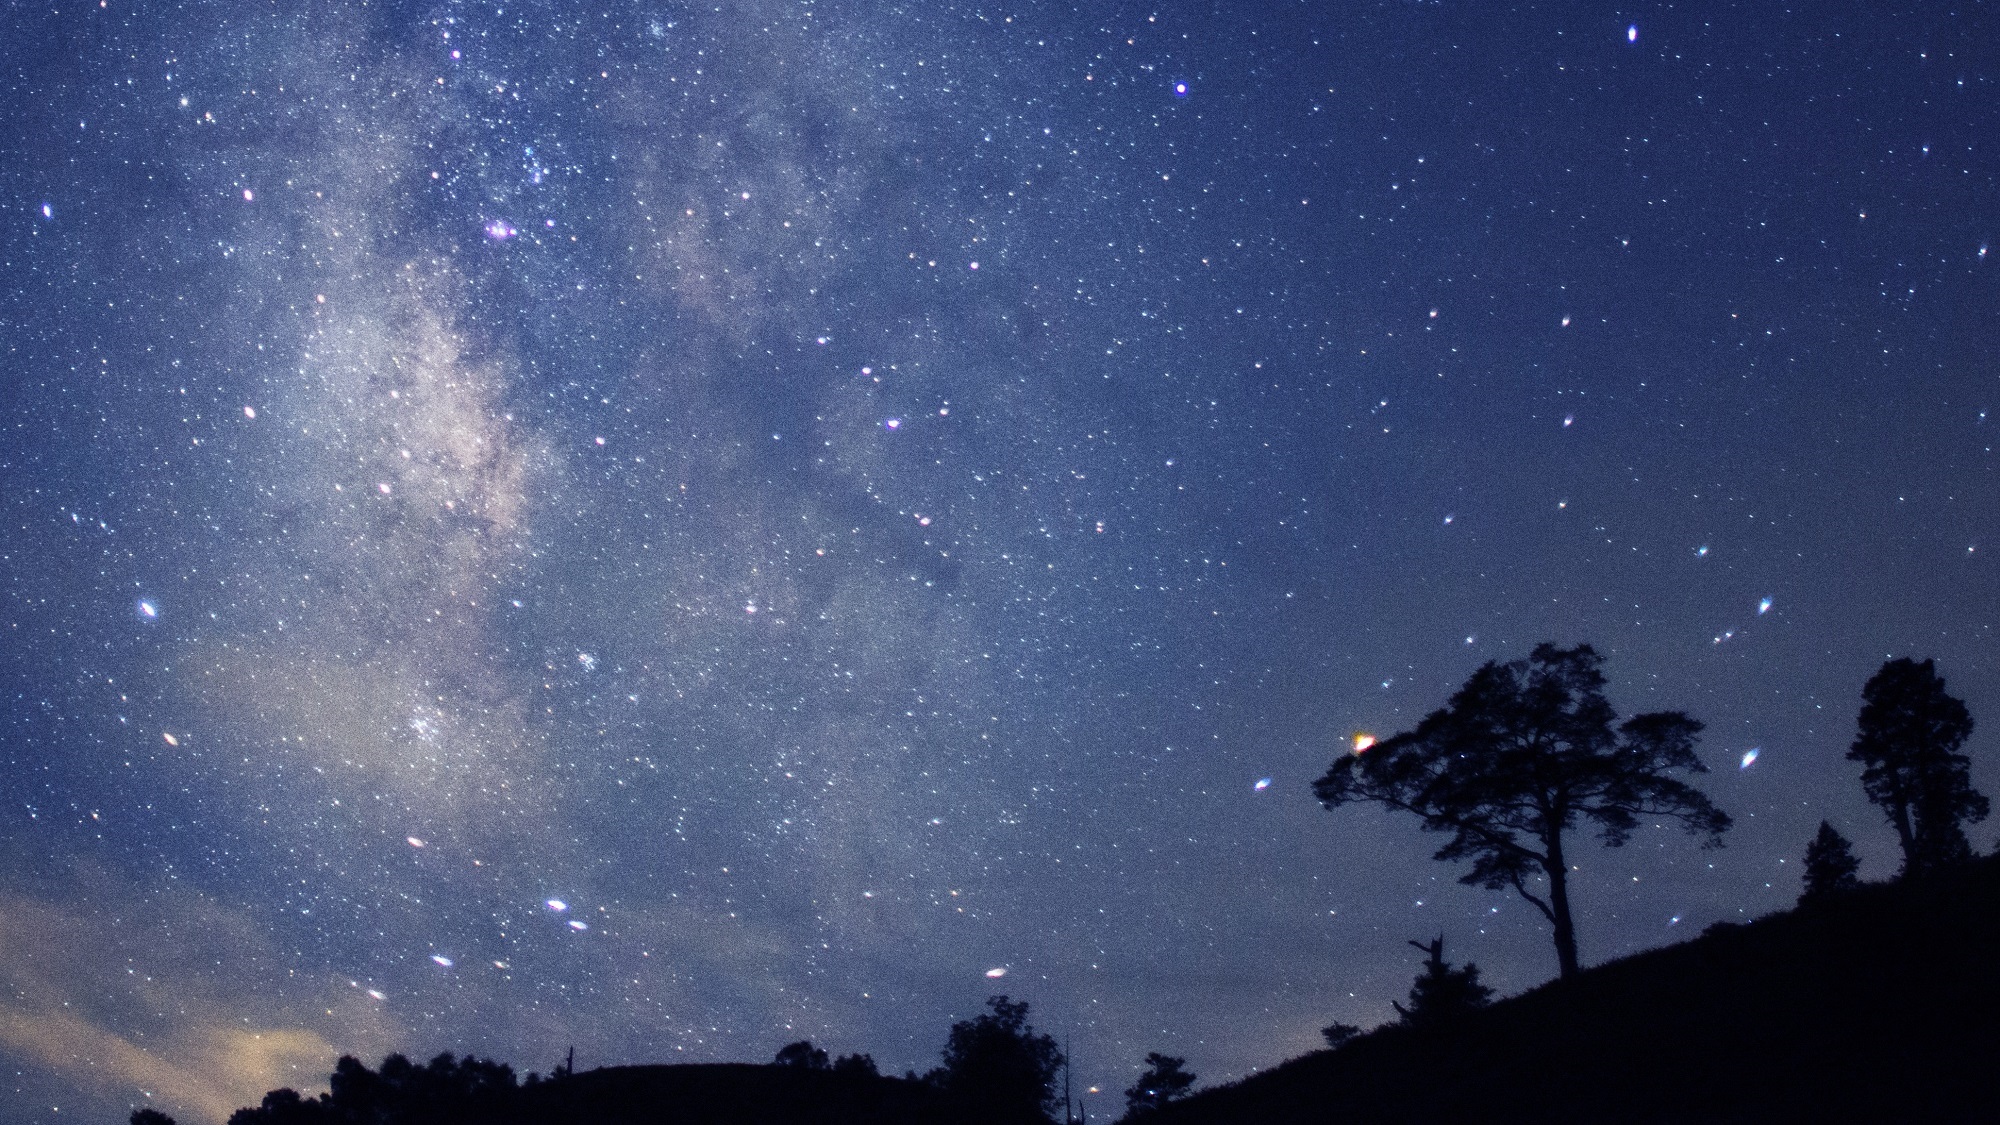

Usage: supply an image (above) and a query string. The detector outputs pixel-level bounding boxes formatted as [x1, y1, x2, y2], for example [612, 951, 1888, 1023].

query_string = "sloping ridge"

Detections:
[1158, 855, 2000, 1125]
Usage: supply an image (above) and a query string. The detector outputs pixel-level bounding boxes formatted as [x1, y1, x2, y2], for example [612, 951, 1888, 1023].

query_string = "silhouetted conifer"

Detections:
[1849, 657, 1987, 876]
[775, 1040, 832, 1069]
[1392, 936, 1493, 1029]
[933, 995, 1066, 1124]
[1121, 1052, 1195, 1118]
[1319, 1022, 1362, 1050]
[130, 1110, 177, 1125]
[1800, 821, 1862, 904]
[1315, 644, 1730, 978]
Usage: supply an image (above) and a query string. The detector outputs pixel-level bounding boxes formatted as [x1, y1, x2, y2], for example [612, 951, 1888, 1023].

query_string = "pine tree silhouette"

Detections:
[1848, 657, 1987, 876]
[130, 1111, 177, 1125]
[1392, 936, 1494, 1029]
[1122, 1052, 1196, 1118]
[1799, 821, 1861, 905]
[1316, 644, 1730, 978]
[1319, 1022, 1362, 1050]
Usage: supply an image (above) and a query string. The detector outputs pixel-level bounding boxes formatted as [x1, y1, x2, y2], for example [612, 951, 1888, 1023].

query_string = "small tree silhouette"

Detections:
[832, 1052, 880, 1077]
[933, 996, 1066, 1124]
[1799, 821, 1862, 905]
[131, 1111, 178, 1125]
[1392, 936, 1493, 1030]
[1848, 657, 1987, 876]
[1319, 1022, 1363, 1050]
[773, 1040, 831, 1069]
[1122, 1052, 1196, 1117]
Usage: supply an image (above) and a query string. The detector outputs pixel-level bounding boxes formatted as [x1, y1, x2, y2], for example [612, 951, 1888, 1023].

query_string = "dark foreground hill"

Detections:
[1158, 855, 2000, 1124]
[213, 857, 2000, 1125]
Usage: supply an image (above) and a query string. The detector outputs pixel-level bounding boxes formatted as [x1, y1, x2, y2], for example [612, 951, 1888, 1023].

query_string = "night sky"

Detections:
[3, 2, 1998, 1121]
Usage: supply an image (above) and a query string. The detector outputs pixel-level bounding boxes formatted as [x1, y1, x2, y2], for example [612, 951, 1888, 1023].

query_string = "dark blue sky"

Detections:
[3, 2, 1996, 1121]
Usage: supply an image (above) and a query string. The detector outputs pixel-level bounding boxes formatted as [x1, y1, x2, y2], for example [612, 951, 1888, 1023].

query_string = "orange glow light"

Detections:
[1352, 732, 1377, 754]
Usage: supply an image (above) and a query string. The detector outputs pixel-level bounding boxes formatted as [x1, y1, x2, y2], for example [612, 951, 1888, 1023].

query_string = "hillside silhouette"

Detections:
[1154, 853, 2000, 1124]
[184, 857, 2000, 1125]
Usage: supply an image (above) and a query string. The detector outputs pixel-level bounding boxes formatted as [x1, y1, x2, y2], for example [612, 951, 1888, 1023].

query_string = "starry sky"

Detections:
[3, 1, 1997, 1121]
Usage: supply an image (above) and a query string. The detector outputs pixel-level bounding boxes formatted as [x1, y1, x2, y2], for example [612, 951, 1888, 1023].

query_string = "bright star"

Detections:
[1739, 748, 1759, 769]
[431, 954, 454, 968]
[1757, 597, 1772, 615]
[1253, 778, 1271, 791]
[985, 967, 1007, 978]
[1627, 23, 1638, 42]
[546, 898, 568, 912]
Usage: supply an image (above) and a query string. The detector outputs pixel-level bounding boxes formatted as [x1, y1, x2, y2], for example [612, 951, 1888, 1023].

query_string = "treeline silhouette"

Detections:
[124, 649, 1989, 1124]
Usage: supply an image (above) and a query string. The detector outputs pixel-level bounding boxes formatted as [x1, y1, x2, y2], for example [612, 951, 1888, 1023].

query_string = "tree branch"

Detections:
[1507, 870, 1556, 923]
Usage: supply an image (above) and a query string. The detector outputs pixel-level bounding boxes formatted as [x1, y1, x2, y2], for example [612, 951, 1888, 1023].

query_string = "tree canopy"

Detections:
[1122, 1053, 1196, 1118]
[1314, 643, 1730, 978]
[1848, 657, 1986, 876]
[774, 1041, 831, 1070]
[932, 996, 1065, 1125]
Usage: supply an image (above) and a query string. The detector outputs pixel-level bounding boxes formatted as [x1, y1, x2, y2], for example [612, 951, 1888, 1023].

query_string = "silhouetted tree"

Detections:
[1799, 821, 1862, 904]
[1319, 1022, 1363, 1050]
[1848, 657, 1987, 876]
[832, 1052, 880, 1077]
[1314, 643, 1730, 978]
[774, 1040, 832, 1069]
[1392, 936, 1494, 1029]
[932, 995, 1066, 1124]
[131, 1110, 177, 1125]
[1122, 1052, 1196, 1118]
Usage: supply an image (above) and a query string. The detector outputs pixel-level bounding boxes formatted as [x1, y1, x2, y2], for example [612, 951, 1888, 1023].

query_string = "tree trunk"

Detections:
[1890, 797, 1916, 875]
[1545, 841, 1580, 979]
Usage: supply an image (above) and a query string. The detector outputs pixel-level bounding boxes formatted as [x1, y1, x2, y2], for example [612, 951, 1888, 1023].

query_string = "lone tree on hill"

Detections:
[1315, 643, 1731, 979]
[932, 995, 1066, 1125]
[1122, 1052, 1196, 1118]
[1799, 821, 1862, 905]
[1848, 657, 1987, 877]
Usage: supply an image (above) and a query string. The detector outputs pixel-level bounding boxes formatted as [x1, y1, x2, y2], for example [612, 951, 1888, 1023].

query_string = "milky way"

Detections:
[3, 4, 1997, 1122]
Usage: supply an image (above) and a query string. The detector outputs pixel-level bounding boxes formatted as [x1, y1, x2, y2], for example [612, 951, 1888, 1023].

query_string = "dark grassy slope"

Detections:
[1158, 856, 2000, 1125]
